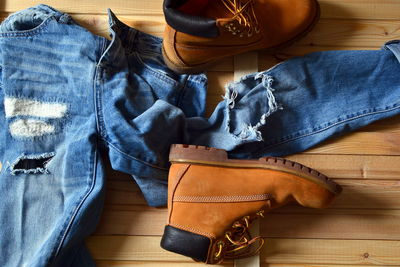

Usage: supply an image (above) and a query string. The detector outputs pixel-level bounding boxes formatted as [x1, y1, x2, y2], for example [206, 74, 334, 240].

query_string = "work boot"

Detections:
[162, 0, 320, 73]
[160, 144, 342, 264]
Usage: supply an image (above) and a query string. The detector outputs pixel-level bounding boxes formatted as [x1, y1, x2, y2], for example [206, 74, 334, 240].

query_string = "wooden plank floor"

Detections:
[2, 0, 400, 266]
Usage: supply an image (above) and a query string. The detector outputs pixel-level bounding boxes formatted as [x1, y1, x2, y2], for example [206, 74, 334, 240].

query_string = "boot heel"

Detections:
[160, 225, 211, 262]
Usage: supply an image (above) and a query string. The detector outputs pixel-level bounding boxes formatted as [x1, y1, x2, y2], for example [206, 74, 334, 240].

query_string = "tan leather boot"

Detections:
[160, 144, 342, 264]
[162, 0, 320, 73]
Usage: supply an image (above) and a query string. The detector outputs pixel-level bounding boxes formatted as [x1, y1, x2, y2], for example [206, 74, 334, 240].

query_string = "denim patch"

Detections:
[4, 97, 68, 138]
[9, 119, 55, 138]
[4, 97, 67, 118]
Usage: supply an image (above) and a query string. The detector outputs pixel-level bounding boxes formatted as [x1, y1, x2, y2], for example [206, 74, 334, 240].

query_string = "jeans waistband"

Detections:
[107, 9, 162, 56]
[0, 4, 71, 36]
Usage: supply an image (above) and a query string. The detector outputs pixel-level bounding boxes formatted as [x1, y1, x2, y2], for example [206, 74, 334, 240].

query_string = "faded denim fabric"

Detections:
[0, 5, 206, 267]
[2, 4, 400, 267]
[186, 42, 400, 158]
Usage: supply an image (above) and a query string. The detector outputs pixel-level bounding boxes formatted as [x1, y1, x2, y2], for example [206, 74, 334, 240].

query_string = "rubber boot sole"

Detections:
[169, 144, 342, 195]
[162, 0, 321, 74]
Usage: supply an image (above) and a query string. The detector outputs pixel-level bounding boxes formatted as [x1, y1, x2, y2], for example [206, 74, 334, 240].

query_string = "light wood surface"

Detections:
[233, 52, 260, 267]
[2, 0, 400, 266]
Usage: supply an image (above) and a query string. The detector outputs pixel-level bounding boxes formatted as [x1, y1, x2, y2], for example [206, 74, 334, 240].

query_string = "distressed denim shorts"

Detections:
[2, 4, 400, 267]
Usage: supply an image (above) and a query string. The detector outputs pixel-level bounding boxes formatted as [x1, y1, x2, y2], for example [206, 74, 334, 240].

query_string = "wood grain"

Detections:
[96, 262, 232, 267]
[2, 0, 400, 266]
[93, 207, 400, 240]
[96, 262, 391, 267]
[4, 0, 400, 20]
[86, 236, 400, 265]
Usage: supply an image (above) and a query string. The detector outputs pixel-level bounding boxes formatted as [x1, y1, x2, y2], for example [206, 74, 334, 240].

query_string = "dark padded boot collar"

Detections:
[163, 0, 219, 38]
[160, 225, 211, 262]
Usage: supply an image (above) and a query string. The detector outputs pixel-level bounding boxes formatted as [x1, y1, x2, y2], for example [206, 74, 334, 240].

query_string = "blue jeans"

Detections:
[1, 4, 400, 267]
[188, 43, 400, 158]
[0, 5, 206, 267]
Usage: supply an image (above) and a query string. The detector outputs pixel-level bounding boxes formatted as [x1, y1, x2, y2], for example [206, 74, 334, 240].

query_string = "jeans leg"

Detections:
[186, 42, 400, 158]
[0, 5, 106, 266]
[121, 41, 400, 207]
[69, 244, 96, 267]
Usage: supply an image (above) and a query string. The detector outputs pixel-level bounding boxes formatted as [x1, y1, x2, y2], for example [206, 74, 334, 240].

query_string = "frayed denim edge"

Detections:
[223, 72, 282, 141]
[9, 152, 55, 175]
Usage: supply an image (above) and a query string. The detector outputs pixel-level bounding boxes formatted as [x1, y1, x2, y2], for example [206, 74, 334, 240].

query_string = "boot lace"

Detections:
[221, 0, 260, 37]
[213, 210, 265, 262]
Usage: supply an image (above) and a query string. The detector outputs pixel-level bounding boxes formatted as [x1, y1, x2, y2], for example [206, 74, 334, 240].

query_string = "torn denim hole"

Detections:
[222, 84, 238, 132]
[10, 152, 55, 175]
[223, 73, 283, 141]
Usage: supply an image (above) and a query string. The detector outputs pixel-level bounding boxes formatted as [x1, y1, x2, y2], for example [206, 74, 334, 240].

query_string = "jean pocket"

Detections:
[0, 6, 56, 37]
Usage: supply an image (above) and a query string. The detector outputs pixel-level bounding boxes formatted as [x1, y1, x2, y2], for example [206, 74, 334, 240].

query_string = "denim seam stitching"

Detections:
[95, 67, 107, 137]
[105, 140, 169, 171]
[0, 16, 54, 37]
[49, 144, 98, 265]
[176, 75, 189, 108]
[94, 39, 108, 138]
[259, 103, 400, 153]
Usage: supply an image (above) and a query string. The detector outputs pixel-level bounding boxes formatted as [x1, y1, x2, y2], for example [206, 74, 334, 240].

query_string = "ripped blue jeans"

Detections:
[1, 4, 400, 267]
[190, 44, 400, 158]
